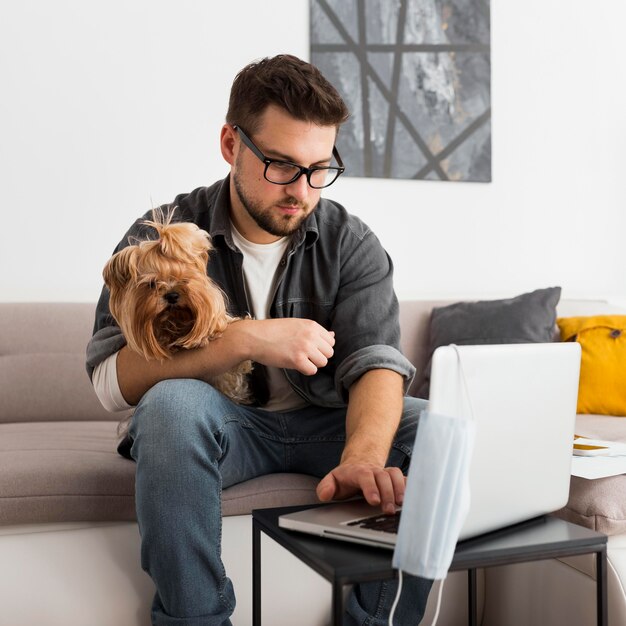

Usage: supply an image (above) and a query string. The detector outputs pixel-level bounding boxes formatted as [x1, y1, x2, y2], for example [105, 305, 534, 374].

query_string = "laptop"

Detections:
[278, 342, 581, 548]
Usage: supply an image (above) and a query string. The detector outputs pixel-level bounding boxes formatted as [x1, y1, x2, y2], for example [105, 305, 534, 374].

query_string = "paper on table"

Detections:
[571, 455, 626, 479]
[571, 436, 626, 479]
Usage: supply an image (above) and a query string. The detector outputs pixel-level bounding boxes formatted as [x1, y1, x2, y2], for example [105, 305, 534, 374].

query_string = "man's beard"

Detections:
[233, 169, 313, 238]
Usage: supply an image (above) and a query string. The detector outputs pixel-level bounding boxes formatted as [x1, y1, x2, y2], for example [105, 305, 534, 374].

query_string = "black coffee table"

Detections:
[252, 504, 607, 626]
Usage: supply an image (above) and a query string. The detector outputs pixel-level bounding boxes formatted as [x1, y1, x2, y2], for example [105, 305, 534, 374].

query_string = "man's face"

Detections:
[228, 105, 338, 244]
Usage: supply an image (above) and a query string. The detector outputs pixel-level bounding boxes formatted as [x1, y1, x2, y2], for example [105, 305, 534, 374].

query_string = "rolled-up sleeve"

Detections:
[335, 344, 415, 396]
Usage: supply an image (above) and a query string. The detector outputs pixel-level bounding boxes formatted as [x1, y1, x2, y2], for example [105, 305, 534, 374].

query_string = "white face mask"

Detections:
[392, 347, 476, 581]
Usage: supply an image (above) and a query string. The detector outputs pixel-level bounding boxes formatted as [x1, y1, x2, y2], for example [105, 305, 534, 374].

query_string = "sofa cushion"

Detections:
[554, 414, 626, 535]
[416, 287, 562, 398]
[0, 421, 136, 525]
[0, 303, 126, 424]
[222, 474, 320, 516]
[0, 421, 320, 525]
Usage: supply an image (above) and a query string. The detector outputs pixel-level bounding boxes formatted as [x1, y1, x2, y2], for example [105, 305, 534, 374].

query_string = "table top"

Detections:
[253, 504, 607, 586]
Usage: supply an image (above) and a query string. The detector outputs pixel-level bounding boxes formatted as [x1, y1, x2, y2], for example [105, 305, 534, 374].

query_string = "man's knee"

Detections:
[130, 378, 225, 445]
[399, 396, 427, 441]
[403, 396, 428, 423]
[389, 396, 428, 471]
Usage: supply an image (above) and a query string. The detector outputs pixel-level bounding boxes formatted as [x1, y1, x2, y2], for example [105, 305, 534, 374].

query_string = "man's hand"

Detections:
[235, 318, 335, 375]
[316, 462, 406, 514]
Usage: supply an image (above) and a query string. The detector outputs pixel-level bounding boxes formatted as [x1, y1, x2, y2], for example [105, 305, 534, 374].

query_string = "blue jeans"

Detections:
[129, 379, 432, 625]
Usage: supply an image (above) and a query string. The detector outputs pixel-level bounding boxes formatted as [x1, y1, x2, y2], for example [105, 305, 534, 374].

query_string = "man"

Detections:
[87, 54, 431, 626]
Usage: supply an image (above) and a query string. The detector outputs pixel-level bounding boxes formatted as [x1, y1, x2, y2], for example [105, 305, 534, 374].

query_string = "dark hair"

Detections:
[226, 54, 350, 134]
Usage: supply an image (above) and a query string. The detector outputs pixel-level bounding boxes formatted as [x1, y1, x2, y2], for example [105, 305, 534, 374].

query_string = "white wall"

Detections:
[1, 1, 624, 304]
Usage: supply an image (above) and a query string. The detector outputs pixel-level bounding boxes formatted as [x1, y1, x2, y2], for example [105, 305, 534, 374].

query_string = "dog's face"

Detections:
[103, 217, 229, 360]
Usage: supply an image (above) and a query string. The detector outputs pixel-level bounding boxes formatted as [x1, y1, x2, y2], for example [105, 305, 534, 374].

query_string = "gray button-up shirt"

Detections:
[86, 176, 415, 407]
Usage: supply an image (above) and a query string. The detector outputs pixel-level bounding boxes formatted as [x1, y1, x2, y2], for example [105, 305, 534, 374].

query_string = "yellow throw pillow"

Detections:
[557, 315, 626, 416]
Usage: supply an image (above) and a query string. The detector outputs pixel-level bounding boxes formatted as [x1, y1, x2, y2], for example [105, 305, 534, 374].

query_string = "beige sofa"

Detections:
[1, 300, 624, 626]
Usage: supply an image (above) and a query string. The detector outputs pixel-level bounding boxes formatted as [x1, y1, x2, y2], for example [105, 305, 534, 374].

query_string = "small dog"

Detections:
[103, 208, 252, 404]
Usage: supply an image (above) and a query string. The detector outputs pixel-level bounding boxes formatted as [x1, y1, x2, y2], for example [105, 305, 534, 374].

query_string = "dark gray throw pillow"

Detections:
[416, 286, 562, 398]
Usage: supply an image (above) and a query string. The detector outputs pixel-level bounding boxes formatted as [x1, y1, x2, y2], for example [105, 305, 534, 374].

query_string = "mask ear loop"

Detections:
[389, 344, 475, 626]
[388, 569, 403, 625]
[451, 343, 477, 423]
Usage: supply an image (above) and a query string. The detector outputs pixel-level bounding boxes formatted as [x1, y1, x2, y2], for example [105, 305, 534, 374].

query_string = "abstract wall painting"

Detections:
[311, 0, 492, 182]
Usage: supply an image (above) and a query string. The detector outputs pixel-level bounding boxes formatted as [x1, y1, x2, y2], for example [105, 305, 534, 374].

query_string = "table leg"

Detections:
[597, 548, 607, 626]
[253, 521, 261, 626]
[467, 568, 477, 626]
[332, 582, 344, 626]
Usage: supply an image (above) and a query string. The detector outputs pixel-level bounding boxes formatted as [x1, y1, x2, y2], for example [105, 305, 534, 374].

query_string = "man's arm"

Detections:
[316, 368, 406, 514]
[117, 317, 336, 405]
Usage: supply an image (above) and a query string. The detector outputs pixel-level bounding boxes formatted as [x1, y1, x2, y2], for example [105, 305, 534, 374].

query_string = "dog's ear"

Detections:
[102, 246, 138, 291]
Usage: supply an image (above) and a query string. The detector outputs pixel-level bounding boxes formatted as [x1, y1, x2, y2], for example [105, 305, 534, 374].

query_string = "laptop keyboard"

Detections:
[346, 510, 401, 534]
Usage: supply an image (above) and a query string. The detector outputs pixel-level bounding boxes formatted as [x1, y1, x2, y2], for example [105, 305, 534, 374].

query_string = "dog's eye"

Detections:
[148, 280, 157, 290]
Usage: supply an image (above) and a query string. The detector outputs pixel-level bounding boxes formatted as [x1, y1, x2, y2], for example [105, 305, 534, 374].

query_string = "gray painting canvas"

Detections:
[311, 0, 491, 182]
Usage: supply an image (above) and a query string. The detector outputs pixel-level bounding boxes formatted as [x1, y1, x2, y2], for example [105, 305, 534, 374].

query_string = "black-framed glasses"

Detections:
[233, 125, 345, 189]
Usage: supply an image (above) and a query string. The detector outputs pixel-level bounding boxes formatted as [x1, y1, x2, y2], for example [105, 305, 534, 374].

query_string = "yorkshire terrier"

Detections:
[103, 208, 252, 404]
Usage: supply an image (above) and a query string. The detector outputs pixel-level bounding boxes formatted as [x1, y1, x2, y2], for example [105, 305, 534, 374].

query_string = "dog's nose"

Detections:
[164, 291, 179, 305]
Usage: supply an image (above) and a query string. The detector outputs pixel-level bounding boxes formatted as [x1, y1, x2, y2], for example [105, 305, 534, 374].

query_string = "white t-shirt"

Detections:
[92, 223, 308, 413]
[230, 225, 308, 412]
